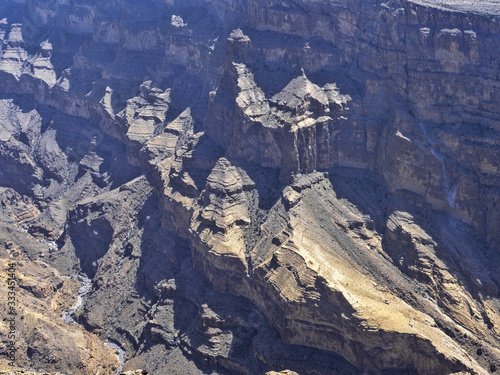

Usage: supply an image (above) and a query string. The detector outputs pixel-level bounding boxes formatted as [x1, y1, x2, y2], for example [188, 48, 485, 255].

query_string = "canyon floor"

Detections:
[1, 0, 500, 374]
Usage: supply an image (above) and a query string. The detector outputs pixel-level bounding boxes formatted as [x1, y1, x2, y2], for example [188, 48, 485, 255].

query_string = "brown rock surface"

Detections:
[1, 0, 500, 374]
[0, 254, 120, 374]
[207, 60, 350, 180]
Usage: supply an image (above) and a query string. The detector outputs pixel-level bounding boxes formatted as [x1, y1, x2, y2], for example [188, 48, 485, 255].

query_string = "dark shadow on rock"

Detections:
[0, 93, 141, 199]
[168, 269, 362, 375]
[69, 217, 114, 278]
[169, 135, 224, 197]
[328, 167, 390, 233]
[229, 157, 283, 211]
[329, 166, 500, 368]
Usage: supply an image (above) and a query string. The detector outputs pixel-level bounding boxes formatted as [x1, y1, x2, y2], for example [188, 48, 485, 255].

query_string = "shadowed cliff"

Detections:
[1, 0, 500, 374]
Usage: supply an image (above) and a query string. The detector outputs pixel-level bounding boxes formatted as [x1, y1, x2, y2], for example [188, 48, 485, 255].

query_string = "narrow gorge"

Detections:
[1, 0, 500, 374]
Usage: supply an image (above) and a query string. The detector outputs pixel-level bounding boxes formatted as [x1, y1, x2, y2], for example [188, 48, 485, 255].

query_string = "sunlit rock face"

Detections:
[1, 0, 500, 374]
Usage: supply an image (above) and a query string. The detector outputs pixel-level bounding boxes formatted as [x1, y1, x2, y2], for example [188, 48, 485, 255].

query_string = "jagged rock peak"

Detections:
[234, 62, 270, 120]
[197, 157, 252, 231]
[206, 157, 245, 195]
[191, 156, 251, 278]
[165, 107, 194, 135]
[30, 40, 57, 86]
[145, 107, 194, 162]
[0, 23, 28, 76]
[139, 80, 170, 99]
[232, 64, 349, 127]
[228, 28, 251, 43]
[7, 23, 23, 47]
[227, 28, 253, 62]
[207, 61, 350, 176]
[121, 80, 171, 145]
[271, 70, 328, 108]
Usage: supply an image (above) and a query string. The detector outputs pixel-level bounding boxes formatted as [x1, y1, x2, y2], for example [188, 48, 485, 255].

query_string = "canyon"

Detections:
[1, 0, 500, 374]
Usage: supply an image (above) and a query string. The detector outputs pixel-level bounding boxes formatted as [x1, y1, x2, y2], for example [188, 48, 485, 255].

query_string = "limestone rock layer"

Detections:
[0, 0, 500, 375]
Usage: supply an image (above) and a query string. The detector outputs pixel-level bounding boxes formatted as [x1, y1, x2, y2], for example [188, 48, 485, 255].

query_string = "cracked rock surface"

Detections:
[1, 0, 500, 374]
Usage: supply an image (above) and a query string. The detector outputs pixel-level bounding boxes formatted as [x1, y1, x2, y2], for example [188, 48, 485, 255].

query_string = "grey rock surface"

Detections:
[1, 0, 500, 374]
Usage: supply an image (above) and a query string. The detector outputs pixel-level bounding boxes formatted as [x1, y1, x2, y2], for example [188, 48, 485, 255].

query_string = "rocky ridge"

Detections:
[0, 370, 147, 375]
[1, 0, 500, 374]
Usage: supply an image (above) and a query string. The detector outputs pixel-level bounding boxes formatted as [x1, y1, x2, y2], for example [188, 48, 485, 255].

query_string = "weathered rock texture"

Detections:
[0, 224, 120, 374]
[1, 0, 500, 374]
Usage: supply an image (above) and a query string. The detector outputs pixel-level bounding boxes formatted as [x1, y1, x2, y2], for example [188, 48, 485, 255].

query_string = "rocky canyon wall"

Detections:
[1, 0, 500, 374]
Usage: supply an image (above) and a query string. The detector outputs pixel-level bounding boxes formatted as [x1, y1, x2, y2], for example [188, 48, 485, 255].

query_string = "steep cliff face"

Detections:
[0, 188, 121, 374]
[1, 0, 500, 374]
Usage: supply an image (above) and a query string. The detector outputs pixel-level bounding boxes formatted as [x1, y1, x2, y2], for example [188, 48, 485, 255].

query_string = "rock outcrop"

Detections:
[207, 61, 350, 181]
[1, 0, 500, 374]
[0, 249, 120, 374]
